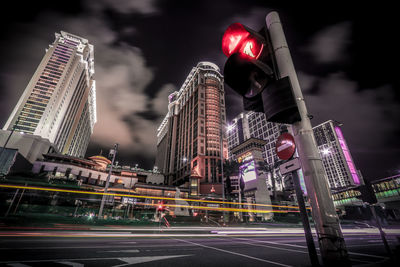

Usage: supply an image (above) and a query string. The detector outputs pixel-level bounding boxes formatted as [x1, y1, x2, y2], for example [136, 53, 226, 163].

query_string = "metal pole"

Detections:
[13, 187, 26, 214]
[369, 204, 392, 256]
[266, 12, 350, 266]
[98, 143, 118, 219]
[292, 171, 320, 266]
[5, 189, 19, 217]
[220, 124, 226, 225]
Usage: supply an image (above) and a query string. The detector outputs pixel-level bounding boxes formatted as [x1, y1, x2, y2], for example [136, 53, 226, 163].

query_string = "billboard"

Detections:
[240, 160, 257, 183]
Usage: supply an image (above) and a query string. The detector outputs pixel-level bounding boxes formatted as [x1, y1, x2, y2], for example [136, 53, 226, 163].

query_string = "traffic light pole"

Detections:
[266, 12, 350, 266]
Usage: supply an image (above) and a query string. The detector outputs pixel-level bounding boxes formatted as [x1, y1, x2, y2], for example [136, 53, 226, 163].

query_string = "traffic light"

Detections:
[222, 23, 300, 124]
[157, 201, 166, 212]
[357, 179, 378, 204]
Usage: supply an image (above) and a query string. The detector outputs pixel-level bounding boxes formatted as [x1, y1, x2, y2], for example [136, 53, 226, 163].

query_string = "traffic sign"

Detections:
[275, 132, 296, 160]
[280, 157, 301, 175]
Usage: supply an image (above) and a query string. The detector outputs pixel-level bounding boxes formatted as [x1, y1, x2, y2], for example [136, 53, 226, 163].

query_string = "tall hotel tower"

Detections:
[2, 31, 96, 158]
[313, 120, 362, 189]
[156, 62, 227, 196]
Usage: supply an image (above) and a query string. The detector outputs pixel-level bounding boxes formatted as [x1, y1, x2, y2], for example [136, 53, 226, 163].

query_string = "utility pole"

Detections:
[98, 143, 118, 219]
[266, 12, 350, 266]
[220, 117, 226, 225]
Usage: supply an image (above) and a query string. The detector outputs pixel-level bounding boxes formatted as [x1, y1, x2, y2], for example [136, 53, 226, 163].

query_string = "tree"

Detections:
[223, 160, 240, 200]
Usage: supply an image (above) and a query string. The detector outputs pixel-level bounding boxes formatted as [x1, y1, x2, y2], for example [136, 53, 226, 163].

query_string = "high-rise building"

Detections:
[313, 120, 362, 189]
[227, 111, 281, 166]
[156, 62, 227, 196]
[2, 31, 96, 158]
[227, 111, 286, 192]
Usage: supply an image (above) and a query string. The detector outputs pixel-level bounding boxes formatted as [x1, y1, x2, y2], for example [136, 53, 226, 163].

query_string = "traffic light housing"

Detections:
[222, 23, 300, 124]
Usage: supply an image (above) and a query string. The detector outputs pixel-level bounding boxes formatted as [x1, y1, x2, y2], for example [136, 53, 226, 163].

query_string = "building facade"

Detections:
[228, 113, 361, 193]
[227, 111, 282, 165]
[3, 31, 96, 158]
[156, 62, 227, 196]
[227, 111, 285, 192]
[313, 120, 362, 189]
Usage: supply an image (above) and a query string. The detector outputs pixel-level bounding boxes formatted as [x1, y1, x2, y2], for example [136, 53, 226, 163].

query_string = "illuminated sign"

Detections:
[240, 160, 257, 183]
[237, 152, 253, 163]
[334, 126, 360, 184]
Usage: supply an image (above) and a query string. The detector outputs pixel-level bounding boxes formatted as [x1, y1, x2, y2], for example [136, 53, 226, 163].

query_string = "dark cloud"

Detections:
[0, 0, 398, 178]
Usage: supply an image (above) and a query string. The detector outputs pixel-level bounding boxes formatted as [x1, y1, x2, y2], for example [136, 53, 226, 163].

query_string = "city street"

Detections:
[0, 227, 398, 266]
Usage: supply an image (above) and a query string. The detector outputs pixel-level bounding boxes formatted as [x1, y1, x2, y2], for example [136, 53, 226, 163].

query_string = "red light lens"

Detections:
[222, 23, 264, 59]
[222, 23, 249, 57]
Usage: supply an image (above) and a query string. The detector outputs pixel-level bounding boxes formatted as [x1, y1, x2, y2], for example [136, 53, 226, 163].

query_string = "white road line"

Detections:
[112, 255, 192, 267]
[235, 240, 310, 254]
[174, 238, 293, 267]
[235, 238, 309, 249]
[57, 261, 84, 267]
[237, 237, 387, 259]
[0, 255, 191, 265]
[102, 250, 139, 253]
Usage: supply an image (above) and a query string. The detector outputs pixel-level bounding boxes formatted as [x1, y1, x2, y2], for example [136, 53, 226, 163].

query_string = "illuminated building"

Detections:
[2, 31, 96, 158]
[156, 62, 227, 196]
[230, 138, 273, 221]
[313, 120, 363, 189]
[227, 111, 282, 165]
[227, 111, 285, 192]
[32, 154, 165, 190]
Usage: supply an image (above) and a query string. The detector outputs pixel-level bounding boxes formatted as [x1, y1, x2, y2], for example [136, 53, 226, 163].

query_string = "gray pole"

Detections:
[5, 189, 19, 217]
[220, 118, 226, 225]
[369, 204, 392, 256]
[266, 12, 350, 266]
[292, 171, 320, 266]
[98, 143, 118, 219]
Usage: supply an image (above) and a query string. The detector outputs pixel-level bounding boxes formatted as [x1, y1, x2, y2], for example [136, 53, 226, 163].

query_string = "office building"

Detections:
[227, 111, 286, 192]
[2, 31, 96, 158]
[156, 62, 227, 196]
[313, 120, 362, 189]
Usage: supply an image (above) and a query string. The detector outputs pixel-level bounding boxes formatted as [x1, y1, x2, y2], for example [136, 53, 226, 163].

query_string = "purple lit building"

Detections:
[313, 120, 363, 189]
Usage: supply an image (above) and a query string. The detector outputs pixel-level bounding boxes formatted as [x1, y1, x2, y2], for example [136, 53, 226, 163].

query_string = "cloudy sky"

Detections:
[0, 0, 398, 181]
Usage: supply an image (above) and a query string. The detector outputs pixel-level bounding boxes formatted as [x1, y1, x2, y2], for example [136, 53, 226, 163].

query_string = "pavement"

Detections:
[0, 229, 399, 267]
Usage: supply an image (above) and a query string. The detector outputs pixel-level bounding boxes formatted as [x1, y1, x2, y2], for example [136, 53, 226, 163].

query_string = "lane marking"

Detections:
[234, 239, 310, 254]
[174, 238, 293, 267]
[235, 237, 309, 249]
[113, 255, 192, 267]
[57, 262, 84, 267]
[102, 250, 139, 253]
[238, 237, 387, 259]
[0, 255, 192, 265]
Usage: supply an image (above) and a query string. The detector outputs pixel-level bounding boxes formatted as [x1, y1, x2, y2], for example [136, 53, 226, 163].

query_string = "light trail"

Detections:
[0, 184, 306, 212]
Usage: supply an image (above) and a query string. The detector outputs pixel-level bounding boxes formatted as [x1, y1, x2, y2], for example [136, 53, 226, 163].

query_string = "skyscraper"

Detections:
[313, 120, 362, 189]
[227, 111, 281, 165]
[156, 62, 227, 196]
[2, 31, 96, 158]
[227, 111, 285, 192]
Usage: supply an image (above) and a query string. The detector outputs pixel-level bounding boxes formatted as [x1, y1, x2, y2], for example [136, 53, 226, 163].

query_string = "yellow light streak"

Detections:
[0, 184, 308, 211]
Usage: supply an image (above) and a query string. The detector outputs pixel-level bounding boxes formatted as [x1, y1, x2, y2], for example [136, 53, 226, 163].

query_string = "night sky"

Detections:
[0, 0, 399, 181]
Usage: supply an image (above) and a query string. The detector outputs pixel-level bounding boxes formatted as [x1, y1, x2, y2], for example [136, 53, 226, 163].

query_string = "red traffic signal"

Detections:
[222, 23, 264, 60]
[156, 201, 165, 211]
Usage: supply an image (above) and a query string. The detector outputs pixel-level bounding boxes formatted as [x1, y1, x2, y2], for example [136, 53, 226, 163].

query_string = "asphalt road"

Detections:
[0, 229, 399, 267]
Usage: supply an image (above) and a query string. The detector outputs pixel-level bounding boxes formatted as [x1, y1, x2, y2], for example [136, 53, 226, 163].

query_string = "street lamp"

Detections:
[98, 143, 118, 219]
